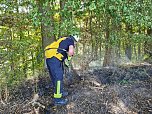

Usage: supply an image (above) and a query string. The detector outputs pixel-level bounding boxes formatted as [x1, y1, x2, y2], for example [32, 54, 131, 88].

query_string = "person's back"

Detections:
[45, 37, 67, 61]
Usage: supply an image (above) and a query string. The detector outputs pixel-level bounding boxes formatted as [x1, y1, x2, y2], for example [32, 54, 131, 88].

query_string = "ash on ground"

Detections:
[0, 65, 152, 114]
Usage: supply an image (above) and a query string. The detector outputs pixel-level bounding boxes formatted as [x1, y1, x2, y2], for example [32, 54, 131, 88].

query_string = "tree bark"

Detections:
[103, 18, 112, 67]
[59, 0, 66, 36]
[125, 44, 132, 60]
[37, 0, 55, 49]
[125, 25, 132, 60]
[37, 0, 55, 68]
[138, 43, 141, 60]
[144, 28, 152, 57]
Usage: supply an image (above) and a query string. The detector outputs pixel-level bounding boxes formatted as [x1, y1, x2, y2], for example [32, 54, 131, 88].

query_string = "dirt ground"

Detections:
[0, 64, 152, 114]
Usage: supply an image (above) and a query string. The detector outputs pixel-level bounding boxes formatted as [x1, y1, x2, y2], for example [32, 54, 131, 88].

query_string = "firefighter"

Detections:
[45, 35, 79, 105]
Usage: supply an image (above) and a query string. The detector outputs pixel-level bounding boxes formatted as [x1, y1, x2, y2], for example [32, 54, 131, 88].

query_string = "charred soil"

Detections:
[0, 64, 152, 114]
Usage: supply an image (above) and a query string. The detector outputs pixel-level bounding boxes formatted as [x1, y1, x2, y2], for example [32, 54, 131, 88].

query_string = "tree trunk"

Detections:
[37, 0, 55, 68]
[59, 0, 66, 36]
[144, 28, 152, 57]
[103, 18, 112, 67]
[125, 25, 132, 60]
[134, 44, 137, 60]
[138, 43, 141, 60]
[125, 44, 132, 60]
[37, 0, 55, 49]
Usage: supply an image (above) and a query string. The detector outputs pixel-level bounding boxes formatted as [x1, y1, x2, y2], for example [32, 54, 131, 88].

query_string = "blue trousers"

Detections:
[46, 57, 64, 98]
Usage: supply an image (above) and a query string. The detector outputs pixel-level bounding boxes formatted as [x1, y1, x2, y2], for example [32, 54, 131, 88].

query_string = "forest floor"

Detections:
[0, 63, 152, 114]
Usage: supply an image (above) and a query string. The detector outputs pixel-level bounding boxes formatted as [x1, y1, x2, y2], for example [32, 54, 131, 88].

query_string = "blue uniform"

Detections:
[45, 36, 74, 99]
[57, 37, 74, 61]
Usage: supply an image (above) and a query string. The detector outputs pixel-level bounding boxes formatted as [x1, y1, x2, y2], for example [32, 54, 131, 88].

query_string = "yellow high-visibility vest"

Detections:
[45, 37, 66, 60]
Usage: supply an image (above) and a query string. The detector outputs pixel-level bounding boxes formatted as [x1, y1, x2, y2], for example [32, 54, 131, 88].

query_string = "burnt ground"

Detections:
[0, 64, 152, 114]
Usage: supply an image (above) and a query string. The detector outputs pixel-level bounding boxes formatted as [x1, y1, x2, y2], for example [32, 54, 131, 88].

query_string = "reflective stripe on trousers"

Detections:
[46, 57, 64, 98]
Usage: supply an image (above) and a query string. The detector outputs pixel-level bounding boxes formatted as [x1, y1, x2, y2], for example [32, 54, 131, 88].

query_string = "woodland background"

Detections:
[0, 0, 152, 113]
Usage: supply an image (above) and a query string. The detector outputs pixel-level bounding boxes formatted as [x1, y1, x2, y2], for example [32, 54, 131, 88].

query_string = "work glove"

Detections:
[65, 59, 70, 67]
[64, 56, 72, 67]
[67, 56, 72, 61]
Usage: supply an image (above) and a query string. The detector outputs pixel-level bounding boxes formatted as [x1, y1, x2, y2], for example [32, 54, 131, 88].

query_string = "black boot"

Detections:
[54, 98, 68, 106]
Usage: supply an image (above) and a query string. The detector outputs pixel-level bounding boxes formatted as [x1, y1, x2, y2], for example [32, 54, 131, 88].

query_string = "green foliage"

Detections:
[0, 0, 42, 89]
[0, 0, 152, 89]
[89, 1, 96, 11]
